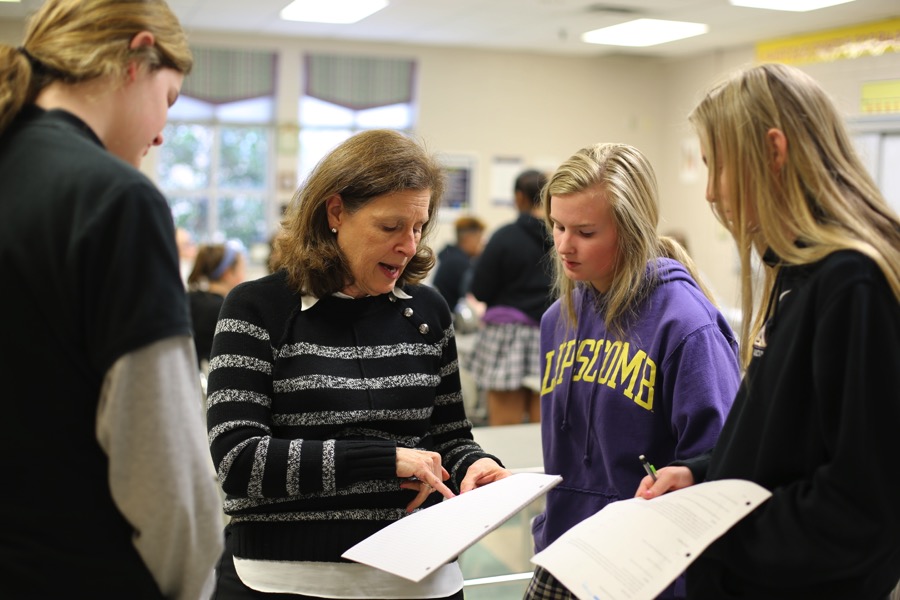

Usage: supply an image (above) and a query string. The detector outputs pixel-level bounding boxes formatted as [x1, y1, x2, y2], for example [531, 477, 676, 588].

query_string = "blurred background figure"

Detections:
[433, 215, 485, 319]
[664, 229, 690, 254]
[664, 227, 742, 333]
[176, 226, 197, 286]
[265, 202, 289, 275]
[468, 169, 554, 426]
[187, 239, 247, 372]
[433, 215, 488, 423]
[266, 231, 282, 274]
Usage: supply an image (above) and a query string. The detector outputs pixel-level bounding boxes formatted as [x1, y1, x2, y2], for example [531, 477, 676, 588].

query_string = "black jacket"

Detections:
[469, 213, 554, 323]
[432, 244, 471, 311]
[681, 250, 900, 599]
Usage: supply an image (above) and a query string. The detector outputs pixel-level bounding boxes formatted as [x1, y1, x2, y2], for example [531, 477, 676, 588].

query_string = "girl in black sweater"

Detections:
[636, 63, 900, 599]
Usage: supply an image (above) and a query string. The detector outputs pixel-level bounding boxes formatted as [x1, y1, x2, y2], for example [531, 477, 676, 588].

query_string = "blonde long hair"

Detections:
[0, 0, 192, 134]
[542, 142, 715, 337]
[689, 63, 900, 367]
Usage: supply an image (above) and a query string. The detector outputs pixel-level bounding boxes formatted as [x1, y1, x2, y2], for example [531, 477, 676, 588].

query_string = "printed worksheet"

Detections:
[342, 472, 562, 582]
[532, 479, 772, 600]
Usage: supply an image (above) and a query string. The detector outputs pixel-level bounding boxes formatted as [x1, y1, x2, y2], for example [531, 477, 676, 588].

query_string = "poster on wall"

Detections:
[491, 156, 524, 206]
[679, 137, 702, 184]
[438, 153, 476, 216]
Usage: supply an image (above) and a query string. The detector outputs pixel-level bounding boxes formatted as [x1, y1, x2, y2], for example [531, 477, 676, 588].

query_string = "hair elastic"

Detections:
[210, 239, 245, 280]
[16, 46, 68, 80]
[17, 46, 36, 64]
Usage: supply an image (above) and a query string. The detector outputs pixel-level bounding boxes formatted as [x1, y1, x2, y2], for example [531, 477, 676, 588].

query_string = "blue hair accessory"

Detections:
[210, 239, 245, 280]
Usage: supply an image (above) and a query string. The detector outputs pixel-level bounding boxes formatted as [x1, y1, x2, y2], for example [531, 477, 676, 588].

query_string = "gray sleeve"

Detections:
[96, 335, 224, 600]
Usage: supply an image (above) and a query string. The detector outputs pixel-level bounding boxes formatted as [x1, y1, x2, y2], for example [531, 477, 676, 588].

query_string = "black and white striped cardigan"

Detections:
[206, 270, 500, 562]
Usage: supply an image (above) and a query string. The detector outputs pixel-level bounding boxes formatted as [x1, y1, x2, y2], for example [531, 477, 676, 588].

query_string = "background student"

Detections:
[187, 239, 248, 369]
[527, 142, 741, 600]
[177, 226, 199, 286]
[206, 129, 510, 599]
[0, 0, 223, 598]
[432, 214, 485, 316]
[468, 169, 554, 425]
[637, 63, 900, 600]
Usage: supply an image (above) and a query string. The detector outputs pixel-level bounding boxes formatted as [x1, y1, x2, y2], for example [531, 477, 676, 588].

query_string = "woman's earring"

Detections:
[331, 228, 337, 234]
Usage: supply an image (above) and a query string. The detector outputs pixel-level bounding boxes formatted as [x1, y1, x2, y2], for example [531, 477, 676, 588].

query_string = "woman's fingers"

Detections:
[396, 447, 456, 511]
[396, 448, 451, 481]
[401, 477, 454, 512]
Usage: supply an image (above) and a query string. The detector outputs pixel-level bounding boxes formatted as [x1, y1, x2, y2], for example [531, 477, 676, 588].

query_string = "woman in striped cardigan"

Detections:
[207, 129, 510, 599]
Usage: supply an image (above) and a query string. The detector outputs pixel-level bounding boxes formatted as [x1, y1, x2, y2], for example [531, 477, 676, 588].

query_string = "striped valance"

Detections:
[182, 47, 278, 105]
[304, 53, 416, 110]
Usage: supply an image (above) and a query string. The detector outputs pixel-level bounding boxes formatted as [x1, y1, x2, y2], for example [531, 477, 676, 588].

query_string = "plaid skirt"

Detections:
[463, 322, 541, 391]
[523, 566, 576, 600]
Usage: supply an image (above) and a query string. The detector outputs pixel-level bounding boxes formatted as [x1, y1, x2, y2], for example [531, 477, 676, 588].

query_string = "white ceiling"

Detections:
[2, 0, 898, 58]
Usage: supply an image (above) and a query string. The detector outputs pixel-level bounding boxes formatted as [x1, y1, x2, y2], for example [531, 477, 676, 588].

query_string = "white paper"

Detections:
[342, 472, 562, 582]
[532, 479, 772, 600]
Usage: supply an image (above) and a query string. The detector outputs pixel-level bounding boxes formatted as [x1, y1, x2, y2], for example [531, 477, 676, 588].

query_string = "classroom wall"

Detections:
[656, 47, 900, 310]
[181, 30, 668, 260]
[656, 47, 755, 311]
[4, 16, 898, 313]
[0, 19, 21, 42]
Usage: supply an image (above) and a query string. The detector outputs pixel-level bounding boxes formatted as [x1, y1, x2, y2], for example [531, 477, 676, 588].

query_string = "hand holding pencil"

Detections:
[639, 454, 658, 482]
[634, 461, 696, 500]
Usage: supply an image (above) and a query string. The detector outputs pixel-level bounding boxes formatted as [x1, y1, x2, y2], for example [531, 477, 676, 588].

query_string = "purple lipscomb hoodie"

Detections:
[533, 258, 741, 597]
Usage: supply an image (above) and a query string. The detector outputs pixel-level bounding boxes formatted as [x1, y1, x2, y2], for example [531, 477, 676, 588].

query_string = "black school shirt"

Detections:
[469, 212, 554, 323]
[0, 106, 190, 598]
[686, 250, 900, 599]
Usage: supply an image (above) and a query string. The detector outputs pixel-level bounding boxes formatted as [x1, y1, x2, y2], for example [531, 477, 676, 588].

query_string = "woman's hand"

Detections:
[396, 447, 455, 512]
[459, 457, 511, 494]
[634, 465, 695, 499]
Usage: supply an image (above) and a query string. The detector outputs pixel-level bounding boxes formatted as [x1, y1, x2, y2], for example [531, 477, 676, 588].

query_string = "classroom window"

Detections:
[298, 54, 417, 182]
[853, 129, 900, 215]
[158, 48, 277, 258]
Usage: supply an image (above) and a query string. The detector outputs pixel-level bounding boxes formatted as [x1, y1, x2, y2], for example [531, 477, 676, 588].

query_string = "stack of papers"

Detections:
[532, 479, 771, 600]
[344, 474, 771, 600]
[342, 472, 562, 582]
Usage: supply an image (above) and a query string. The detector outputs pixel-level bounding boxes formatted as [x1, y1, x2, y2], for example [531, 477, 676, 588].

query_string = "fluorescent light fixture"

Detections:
[729, 0, 855, 11]
[0, 0, 22, 3]
[280, 0, 388, 24]
[581, 19, 708, 47]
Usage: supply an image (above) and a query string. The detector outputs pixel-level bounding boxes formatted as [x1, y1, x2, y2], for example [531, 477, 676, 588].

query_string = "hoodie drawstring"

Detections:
[557, 286, 597, 464]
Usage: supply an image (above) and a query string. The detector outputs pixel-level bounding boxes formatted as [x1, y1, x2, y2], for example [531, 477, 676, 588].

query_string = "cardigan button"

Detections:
[403, 308, 414, 317]
[419, 323, 429, 334]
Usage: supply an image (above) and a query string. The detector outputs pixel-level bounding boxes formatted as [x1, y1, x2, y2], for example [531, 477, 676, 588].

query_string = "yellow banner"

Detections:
[756, 18, 900, 65]
[861, 79, 900, 114]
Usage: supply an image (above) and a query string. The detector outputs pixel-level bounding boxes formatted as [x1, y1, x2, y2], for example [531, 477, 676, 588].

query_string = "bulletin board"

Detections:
[438, 153, 477, 215]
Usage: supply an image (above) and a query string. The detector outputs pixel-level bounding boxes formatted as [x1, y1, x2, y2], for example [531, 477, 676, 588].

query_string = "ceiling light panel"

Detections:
[728, 0, 855, 12]
[581, 19, 709, 47]
[280, 0, 389, 24]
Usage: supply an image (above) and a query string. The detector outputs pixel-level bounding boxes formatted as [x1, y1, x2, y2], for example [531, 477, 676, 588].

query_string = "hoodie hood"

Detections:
[652, 255, 700, 289]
